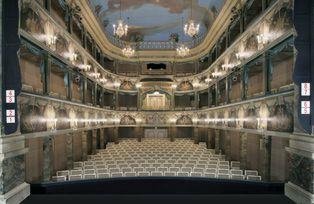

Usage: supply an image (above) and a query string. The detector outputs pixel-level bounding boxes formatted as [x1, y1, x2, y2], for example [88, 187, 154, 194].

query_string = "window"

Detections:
[72, 20, 83, 45]
[103, 91, 115, 109]
[229, 17, 241, 46]
[218, 78, 227, 105]
[96, 85, 103, 107]
[86, 34, 93, 56]
[245, 56, 265, 98]
[20, 42, 44, 94]
[50, 59, 69, 99]
[71, 72, 84, 102]
[199, 91, 209, 108]
[244, 0, 263, 29]
[268, 39, 294, 93]
[175, 94, 195, 110]
[228, 71, 242, 102]
[51, 0, 67, 29]
[217, 34, 227, 57]
[209, 85, 216, 107]
[85, 79, 94, 105]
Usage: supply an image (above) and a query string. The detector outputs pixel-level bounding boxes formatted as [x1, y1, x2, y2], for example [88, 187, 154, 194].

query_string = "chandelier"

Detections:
[184, 1, 200, 37]
[113, 0, 128, 38]
[122, 46, 135, 57]
[176, 44, 190, 57]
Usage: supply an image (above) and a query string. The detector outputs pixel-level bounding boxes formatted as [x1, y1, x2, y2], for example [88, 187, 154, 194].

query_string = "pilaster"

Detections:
[240, 132, 248, 169]
[81, 131, 88, 161]
[66, 134, 73, 169]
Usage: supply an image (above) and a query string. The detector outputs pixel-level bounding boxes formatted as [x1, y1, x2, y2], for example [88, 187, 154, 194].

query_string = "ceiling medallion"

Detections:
[122, 46, 135, 57]
[176, 44, 190, 57]
[184, 0, 200, 37]
[113, 0, 128, 38]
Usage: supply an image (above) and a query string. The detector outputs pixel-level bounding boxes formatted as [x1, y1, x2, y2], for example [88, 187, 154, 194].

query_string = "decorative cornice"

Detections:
[76, 0, 242, 62]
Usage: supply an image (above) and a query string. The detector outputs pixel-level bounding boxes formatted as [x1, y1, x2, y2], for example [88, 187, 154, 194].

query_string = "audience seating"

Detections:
[55, 138, 260, 182]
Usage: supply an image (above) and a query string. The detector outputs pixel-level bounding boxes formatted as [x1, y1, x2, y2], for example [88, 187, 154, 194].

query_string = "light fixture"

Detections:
[88, 71, 100, 79]
[257, 34, 270, 45]
[171, 84, 177, 89]
[205, 77, 212, 83]
[78, 64, 91, 71]
[153, 91, 160, 95]
[176, 44, 190, 57]
[113, 0, 128, 38]
[184, 0, 200, 37]
[46, 35, 57, 46]
[98, 77, 107, 83]
[122, 46, 135, 57]
[135, 83, 142, 88]
[113, 81, 121, 88]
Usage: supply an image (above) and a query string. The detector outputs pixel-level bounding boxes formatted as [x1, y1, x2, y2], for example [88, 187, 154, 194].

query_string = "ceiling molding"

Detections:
[77, 0, 243, 62]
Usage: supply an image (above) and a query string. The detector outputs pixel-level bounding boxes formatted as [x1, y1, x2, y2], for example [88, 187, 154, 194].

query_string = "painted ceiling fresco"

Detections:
[89, 0, 226, 42]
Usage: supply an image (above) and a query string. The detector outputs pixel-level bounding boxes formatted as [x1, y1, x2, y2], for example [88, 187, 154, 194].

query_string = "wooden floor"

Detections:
[22, 194, 294, 204]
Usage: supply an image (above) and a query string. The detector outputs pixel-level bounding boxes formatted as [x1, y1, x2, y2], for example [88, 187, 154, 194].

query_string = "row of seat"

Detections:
[53, 138, 260, 182]
[53, 171, 261, 182]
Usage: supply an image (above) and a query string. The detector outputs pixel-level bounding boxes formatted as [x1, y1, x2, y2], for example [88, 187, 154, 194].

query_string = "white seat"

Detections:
[70, 170, 83, 175]
[190, 172, 203, 177]
[84, 174, 96, 179]
[84, 169, 95, 174]
[247, 175, 261, 181]
[217, 174, 230, 179]
[230, 170, 243, 175]
[169, 167, 180, 172]
[231, 174, 245, 180]
[133, 167, 144, 172]
[111, 172, 123, 178]
[193, 168, 204, 173]
[109, 168, 120, 173]
[121, 167, 132, 173]
[245, 170, 258, 176]
[205, 168, 216, 174]
[57, 170, 69, 177]
[204, 173, 216, 178]
[69, 175, 82, 181]
[218, 169, 229, 174]
[177, 172, 189, 177]
[151, 171, 163, 176]
[138, 172, 150, 177]
[164, 172, 176, 176]
[124, 172, 137, 177]
[52, 176, 66, 182]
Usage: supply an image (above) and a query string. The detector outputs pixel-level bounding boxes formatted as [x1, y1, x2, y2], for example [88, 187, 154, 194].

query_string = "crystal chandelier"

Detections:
[113, 0, 128, 38]
[176, 44, 190, 57]
[122, 46, 135, 57]
[184, 1, 200, 37]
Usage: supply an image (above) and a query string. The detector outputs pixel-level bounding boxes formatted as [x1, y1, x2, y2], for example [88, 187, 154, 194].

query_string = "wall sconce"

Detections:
[171, 84, 177, 89]
[78, 64, 91, 71]
[46, 34, 57, 46]
[257, 34, 270, 45]
[135, 83, 142, 88]
[205, 77, 212, 83]
[113, 81, 121, 88]
[98, 77, 107, 83]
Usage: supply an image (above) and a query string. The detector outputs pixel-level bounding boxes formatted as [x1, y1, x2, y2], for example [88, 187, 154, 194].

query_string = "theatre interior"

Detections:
[0, 0, 313, 203]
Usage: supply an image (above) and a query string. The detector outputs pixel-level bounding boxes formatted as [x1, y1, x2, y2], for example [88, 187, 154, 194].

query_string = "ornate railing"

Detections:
[104, 28, 207, 50]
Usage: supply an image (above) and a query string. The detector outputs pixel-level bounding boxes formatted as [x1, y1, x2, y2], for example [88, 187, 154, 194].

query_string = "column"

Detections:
[206, 128, 213, 149]
[224, 132, 231, 161]
[135, 127, 142, 142]
[42, 136, 53, 181]
[113, 127, 119, 144]
[169, 127, 175, 142]
[81, 131, 88, 161]
[99, 128, 105, 149]
[258, 135, 271, 181]
[193, 127, 199, 144]
[92, 129, 97, 154]
[214, 129, 220, 154]
[239, 132, 248, 169]
[66, 134, 73, 169]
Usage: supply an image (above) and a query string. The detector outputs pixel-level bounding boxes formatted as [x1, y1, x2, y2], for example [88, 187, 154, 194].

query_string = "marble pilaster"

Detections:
[240, 132, 248, 169]
[214, 129, 220, 154]
[92, 130, 97, 154]
[193, 127, 199, 144]
[42, 136, 53, 182]
[113, 127, 119, 144]
[99, 129, 105, 149]
[224, 132, 231, 161]
[66, 134, 73, 169]
[258, 136, 271, 181]
[81, 132, 88, 161]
